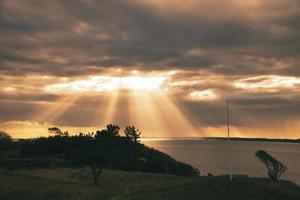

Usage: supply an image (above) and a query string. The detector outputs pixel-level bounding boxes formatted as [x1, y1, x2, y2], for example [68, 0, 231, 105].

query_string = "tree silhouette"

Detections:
[19, 124, 200, 185]
[0, 131, 12, 150]
[124, 126, 141, 143]
[68, 133, 105, 186]
[48, 127, 69, 136]
[255, 150, 287, 181]
[95, 124, 120, 138]
[106, 124, 120, 137]
[0, 131, 11, 142]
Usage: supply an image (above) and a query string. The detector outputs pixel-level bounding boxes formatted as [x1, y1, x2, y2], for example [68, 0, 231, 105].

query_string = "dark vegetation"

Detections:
[48, 127, 69, 136]
[0, 131, 13, 150]
[256, 150, 287, 181]
[0, 125, 199, 185]
[124, 125, 141, 143]
[1, 168, 300, 200]
[0, 129, 299, 199]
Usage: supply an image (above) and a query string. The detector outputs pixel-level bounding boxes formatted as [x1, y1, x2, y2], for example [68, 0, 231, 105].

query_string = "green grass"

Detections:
[1, 168, 300, 200]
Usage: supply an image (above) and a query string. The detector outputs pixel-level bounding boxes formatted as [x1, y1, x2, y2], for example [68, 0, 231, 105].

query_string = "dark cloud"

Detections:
[1, 0, 300, 137]
[0, 0, 299, 76]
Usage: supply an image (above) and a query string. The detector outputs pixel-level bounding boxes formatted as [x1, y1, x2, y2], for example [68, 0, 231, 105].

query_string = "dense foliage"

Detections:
[0, 131, 13, 150]
[17, 124, 199, 184]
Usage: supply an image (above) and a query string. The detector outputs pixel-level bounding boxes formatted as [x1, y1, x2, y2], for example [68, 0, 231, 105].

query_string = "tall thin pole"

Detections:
[227, 98, 232, 181]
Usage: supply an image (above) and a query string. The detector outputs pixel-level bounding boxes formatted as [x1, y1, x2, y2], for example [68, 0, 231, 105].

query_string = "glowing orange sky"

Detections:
[1, 70, 300, 139]
[1, 0, 300, 139]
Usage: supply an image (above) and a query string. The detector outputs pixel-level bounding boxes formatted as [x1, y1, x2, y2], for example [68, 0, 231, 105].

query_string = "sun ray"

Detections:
[90, 94, 111, 127]
[128, 89, 198, 137]
[32, 95, 82, 124]
[129, 91, 170, 137]
[113, 92, 131, 127]
[38, 73, 199, 137]
[151, 92, 199, 137]
[97, 90, 120, 127]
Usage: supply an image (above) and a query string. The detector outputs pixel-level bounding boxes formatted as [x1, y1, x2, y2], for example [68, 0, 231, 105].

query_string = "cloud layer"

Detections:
[1, 0, 300, 138]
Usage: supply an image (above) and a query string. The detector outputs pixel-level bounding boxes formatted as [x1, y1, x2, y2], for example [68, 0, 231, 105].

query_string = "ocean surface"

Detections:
[142, 139, 300, 185]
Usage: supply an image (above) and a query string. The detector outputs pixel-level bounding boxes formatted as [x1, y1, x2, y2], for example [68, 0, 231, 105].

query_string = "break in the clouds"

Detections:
[1, 0, 300, 138]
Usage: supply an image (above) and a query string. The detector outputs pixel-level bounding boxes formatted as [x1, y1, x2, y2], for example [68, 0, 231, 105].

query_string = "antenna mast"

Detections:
[227, 98, 232, 181]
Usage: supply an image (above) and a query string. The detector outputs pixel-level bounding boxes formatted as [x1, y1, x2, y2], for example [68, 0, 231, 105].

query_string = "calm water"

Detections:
[142, 139, 300, 185]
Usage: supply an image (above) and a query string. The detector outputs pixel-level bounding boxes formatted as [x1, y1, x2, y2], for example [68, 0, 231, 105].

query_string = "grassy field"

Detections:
[0, 168, 300, 200]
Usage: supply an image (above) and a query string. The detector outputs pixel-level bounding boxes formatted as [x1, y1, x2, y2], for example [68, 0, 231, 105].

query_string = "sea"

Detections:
[142, 139, 300, 185]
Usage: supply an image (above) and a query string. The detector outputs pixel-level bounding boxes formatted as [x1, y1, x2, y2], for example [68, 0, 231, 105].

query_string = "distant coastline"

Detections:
[141, 137, 300, 143]
[14, 136, 300, 144]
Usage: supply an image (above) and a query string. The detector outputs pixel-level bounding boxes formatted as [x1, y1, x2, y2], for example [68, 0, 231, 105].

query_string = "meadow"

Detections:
[1, 168, 300, 200]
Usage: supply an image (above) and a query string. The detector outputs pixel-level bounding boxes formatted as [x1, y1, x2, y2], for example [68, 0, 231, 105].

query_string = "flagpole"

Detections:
[227, 98, 232, 181]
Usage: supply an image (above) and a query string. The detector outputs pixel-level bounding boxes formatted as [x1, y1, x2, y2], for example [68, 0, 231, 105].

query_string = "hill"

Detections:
[1, 168, 300, 200]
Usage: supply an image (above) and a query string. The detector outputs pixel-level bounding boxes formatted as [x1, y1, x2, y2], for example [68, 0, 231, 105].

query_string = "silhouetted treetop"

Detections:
[95, 124, 120, 138]
[0, 131, 12, 145]
[0, 131, 13, 150]
[0, 131, 11, 142]
[106, 124, 120, 136]
[48, 127, 69, 136]
[124, 126, 141, 143]
[19, 124, 200, 185]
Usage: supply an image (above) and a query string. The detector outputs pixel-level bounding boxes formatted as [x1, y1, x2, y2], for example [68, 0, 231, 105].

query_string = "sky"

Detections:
[1, 0, 300, 139]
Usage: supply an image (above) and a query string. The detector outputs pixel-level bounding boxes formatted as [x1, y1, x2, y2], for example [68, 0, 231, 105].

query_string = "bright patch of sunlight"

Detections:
[45, 75, 166, 93]
[39, 72, 200, 137]
[234, 75, 300, 91]
[128, 90, 199, 137]
[188, 89, 218, 101]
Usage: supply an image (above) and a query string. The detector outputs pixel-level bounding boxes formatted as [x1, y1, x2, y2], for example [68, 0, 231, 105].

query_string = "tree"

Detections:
[0, 131, 12, 145]
[0, 131, 13, 150]
[255, 150, 287, 181]
[20, 124, 200, 185]
[0, 131, 12, 142]
[124, 126, 141, 143]
[48, 127, 69, 136]
[68, 133, 105, 186]
[106, 124, 120, 137]
[96, 124, 120, 138]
